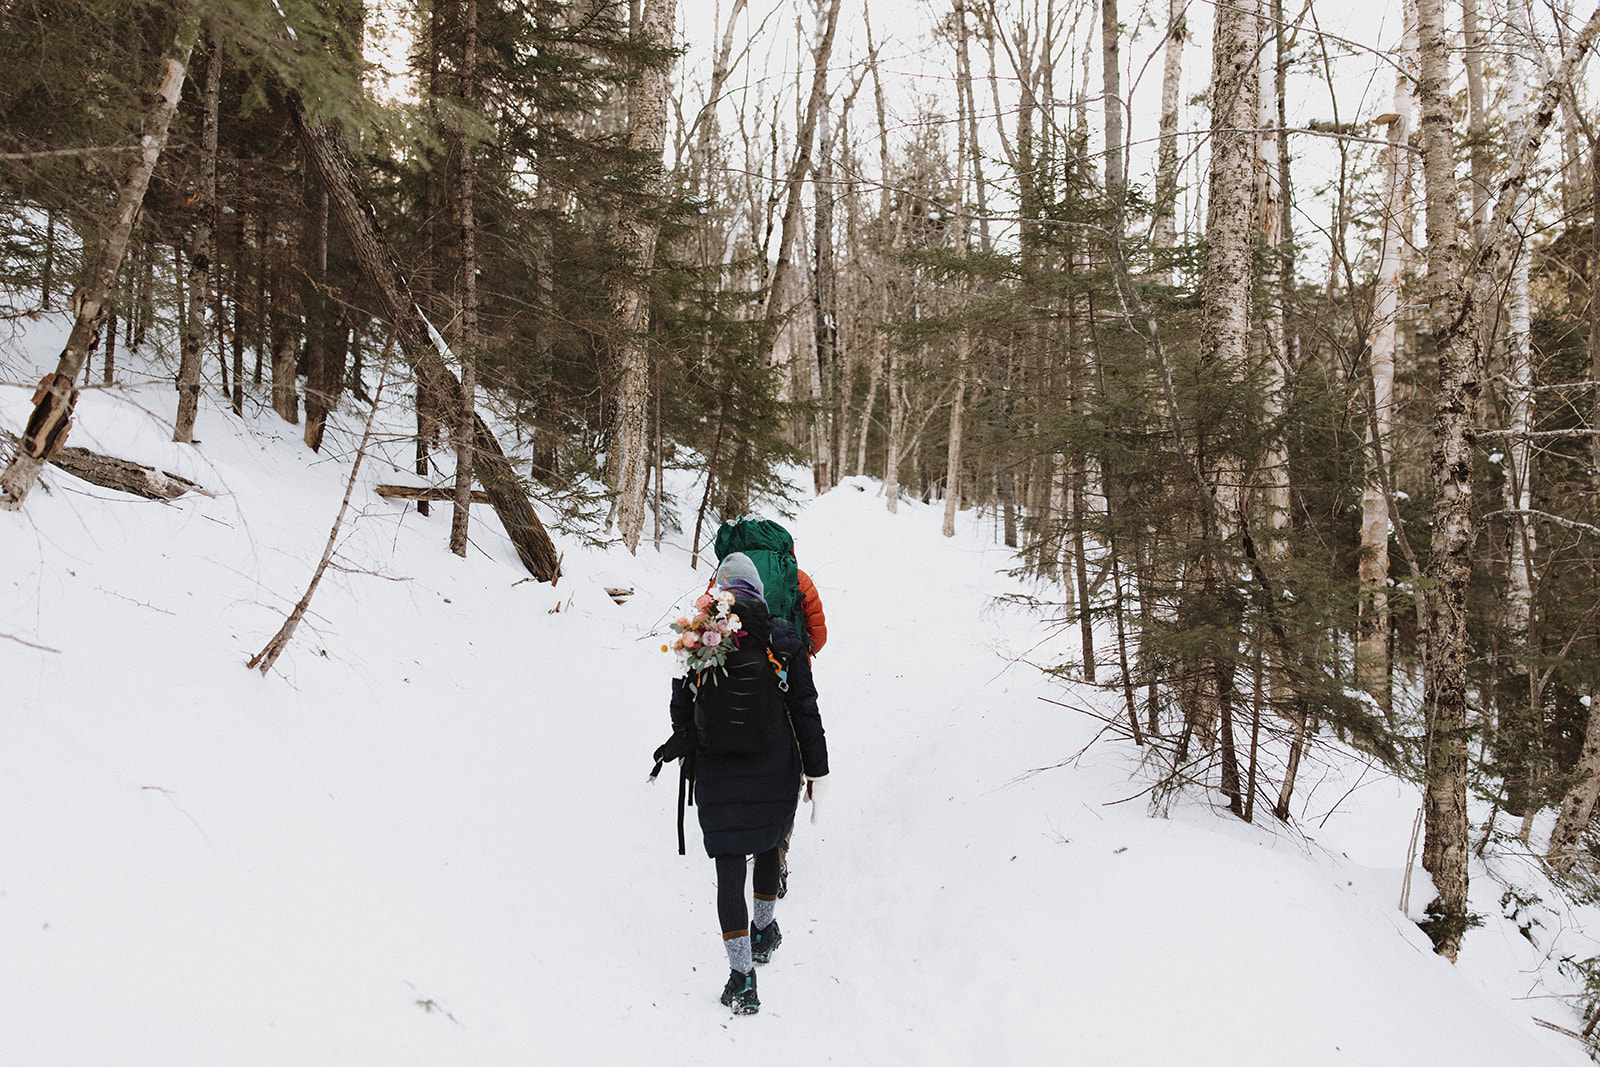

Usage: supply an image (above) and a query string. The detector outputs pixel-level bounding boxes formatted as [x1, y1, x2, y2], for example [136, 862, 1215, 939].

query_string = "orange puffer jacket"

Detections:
[798, 569, 828, 655]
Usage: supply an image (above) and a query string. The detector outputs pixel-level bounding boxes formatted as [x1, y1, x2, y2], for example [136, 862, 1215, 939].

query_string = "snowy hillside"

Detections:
[2, 315, 1595, 1065]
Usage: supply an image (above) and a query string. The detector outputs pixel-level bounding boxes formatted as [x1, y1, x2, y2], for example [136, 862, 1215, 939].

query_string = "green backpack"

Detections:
[714, 517, 808, 650]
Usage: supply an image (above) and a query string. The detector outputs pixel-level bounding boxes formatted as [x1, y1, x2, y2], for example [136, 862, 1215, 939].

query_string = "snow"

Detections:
[1, 314, 1595, 1065]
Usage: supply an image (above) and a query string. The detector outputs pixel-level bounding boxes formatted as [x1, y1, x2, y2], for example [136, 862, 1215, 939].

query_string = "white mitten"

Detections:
[805, 775, 830, 825]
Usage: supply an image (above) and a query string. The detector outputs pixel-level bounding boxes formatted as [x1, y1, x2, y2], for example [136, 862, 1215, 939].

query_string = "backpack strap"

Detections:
[765, 647, 790, 692]
[676, 751, 697, 856]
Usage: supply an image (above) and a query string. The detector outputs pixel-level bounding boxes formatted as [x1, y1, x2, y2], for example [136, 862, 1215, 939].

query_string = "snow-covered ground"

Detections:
[2, 313, 1595, 1065]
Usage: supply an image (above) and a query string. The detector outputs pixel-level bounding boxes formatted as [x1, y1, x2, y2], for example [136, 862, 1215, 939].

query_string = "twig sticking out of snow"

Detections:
[247, 334, 396, 676]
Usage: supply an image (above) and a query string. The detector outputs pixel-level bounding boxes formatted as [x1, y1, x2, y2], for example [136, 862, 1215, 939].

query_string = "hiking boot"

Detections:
[720, 969, 759, 1015]
[751, 920, 783, 964]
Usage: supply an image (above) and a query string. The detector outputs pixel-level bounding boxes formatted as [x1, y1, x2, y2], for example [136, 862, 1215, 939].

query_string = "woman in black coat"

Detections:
[665, 553, 828, 1015]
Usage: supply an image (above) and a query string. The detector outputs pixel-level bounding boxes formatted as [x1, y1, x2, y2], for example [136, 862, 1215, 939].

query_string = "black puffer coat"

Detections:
[670, 594, 829, 858]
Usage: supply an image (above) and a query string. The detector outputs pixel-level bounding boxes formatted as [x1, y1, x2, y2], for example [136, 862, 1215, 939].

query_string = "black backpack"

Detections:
[693, 627, 791, 755]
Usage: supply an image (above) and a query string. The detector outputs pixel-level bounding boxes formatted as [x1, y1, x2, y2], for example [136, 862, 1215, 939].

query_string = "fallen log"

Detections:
[376, 483, 492, 504]
[50, 446, 201, 501]
[1, 430, 201, 501]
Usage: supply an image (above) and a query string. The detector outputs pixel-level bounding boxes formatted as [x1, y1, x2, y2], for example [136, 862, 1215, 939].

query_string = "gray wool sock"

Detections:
[724, 934, 754, 974]
[753, 898, 776, 930]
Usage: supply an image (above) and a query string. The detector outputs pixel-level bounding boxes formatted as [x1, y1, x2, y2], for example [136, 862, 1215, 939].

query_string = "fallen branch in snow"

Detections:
[2, 631, 61, 653]
[248, 335, 395, 676]
[1533, 1016, 1589, 1043]
[375, 483, 492, 504]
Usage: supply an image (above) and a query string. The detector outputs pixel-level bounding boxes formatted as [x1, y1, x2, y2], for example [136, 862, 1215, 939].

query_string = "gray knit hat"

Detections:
[714, 552, 764, 596]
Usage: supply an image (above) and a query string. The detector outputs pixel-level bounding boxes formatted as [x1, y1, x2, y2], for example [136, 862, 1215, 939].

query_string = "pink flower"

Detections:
[682, 632, 699, 648]
[694, 593, 715, 611]
[703, 631, 722, 647]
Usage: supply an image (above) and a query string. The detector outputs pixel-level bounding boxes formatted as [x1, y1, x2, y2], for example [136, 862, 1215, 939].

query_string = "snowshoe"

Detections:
[751, 920, 783, 964]
[720, 968, 759, 1015]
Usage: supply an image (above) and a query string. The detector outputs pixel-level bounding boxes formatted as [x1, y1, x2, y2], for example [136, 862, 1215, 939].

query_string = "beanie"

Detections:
[715, 552, 764, 597]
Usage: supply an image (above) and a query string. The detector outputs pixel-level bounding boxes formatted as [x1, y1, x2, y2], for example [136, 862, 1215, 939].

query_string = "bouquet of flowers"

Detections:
[664, 587, 745, 686]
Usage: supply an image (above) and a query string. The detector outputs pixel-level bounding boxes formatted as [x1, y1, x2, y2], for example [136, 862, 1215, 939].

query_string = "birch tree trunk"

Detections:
[1464, 0, 1490, 241]
[0, 12, 200, 507]
[1416, 0, 1478, 962]
[609, 0, 679, 552]
[1151, 0, 1187, 283]
[1360, 4, 1415, 711]
[942, 335, 968, 539]
[1257, 0, 1291, 558]
[1414, 0, 1600, 962]
[1501, 47, 1539, 839]
[1101, 0, 1124, 212]
[175, 33, 221, 444]
[1186, 0, 1258, 760]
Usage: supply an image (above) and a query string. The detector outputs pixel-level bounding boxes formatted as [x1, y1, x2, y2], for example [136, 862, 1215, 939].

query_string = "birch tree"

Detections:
[1359, 4, 1415, 710]
[1414, 0, 1600, 961]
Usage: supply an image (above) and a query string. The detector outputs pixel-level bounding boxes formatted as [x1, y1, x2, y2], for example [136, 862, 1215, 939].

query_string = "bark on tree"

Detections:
[175, 33, 222, 444]
[231, 213, 246, 416]
[608, 0, 678, 552]
[1415, 0, 1600, 962]
[1186, 0, 1258, 766]
[1101, 0, 1124, 211]
[301, 189, 333, 449]
[1151, 0, 1187, 283]
[0, 12, 201, 508]
[1257, 0, 1292, 561]
[1416, 0, 1479, 961]
[290, 96, 562, 583]
[451, 0, 482, 558]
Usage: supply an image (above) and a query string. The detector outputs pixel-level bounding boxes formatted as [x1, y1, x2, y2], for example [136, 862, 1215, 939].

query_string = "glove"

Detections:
[650, 729, 696, 780]
[804, 775, 829, 825]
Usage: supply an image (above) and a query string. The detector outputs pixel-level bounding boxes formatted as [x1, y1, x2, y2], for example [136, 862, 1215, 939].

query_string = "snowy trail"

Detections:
[0, 344, 1591, 1064]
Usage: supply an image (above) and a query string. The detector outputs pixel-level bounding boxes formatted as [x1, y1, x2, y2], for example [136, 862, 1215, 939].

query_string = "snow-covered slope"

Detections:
[1, 316, 1592, 1065]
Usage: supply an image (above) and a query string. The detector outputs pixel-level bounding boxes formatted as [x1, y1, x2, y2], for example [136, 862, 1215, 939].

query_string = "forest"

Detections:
[2, 0, 1599, 970]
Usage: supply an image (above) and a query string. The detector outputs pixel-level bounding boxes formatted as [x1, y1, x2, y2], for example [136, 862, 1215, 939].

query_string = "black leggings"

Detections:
[715, 848, 783, 936]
